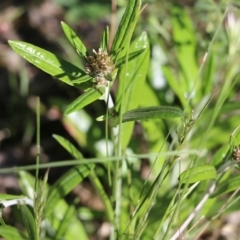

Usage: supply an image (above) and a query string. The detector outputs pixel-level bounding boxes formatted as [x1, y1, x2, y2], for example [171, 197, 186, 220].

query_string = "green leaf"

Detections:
[55, 205, 85, 239]
[111, 0, 141, 60]
[0, 194, 24, 200]
[45, 164, 94, 217]
[115, 48, 146, 68]
[53, 134, 83, 159]
[179, 165, 217, 184]
[51, 200, 89, 240]
[211, 145, 229, 166]
[202, 52, 215, 95]
[172, 6, 199, 101]
[162, 66, 187, 107]
[61, 21, 87, 58]
[211, 175, 240, 198]
[115, 32, 150, 148]
[18, 171, 35, 199]
[20, 205, 37, 240]
[0, 226, 27, 240]
[139, 83, 168, 174]
[8, 40, 89, 87]
[100, 26, 109, 52]
[109, 106, 183, 127]
[122, 106, 183, 122]
[64, 86, 105, 114]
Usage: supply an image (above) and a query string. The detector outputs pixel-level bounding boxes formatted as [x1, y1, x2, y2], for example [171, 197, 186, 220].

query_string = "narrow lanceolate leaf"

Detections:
[100, 26, 109, 52]
[110, 0, 141, 60]
[20, 205, 37, 240]
[0, 194, 24, 200]
[123, 106, 183, 122]
[179, 165, 217, 184]
[8, 41, 88, 86]
[64, 86, 105, 114]
[45, 164, 94, 217]
[115, 48, 146, 68]
[0, 226, 27, 240]
[52, 134, 83, 159]
[61, 21, 87, 58]
[71, 75, 93, 85]
[108, 106, 183, 127]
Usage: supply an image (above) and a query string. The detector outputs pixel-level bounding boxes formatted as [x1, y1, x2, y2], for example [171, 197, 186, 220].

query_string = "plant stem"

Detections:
[170, 161, 232, 240]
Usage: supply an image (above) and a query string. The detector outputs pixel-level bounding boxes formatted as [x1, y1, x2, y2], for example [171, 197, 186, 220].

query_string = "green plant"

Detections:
[2, 0, 240, 239]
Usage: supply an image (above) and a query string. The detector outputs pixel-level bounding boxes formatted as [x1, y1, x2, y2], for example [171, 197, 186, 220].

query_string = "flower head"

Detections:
[85, 48, 115, 86]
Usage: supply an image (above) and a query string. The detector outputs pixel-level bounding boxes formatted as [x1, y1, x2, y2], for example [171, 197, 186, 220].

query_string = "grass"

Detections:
[1, 0, 240, 239]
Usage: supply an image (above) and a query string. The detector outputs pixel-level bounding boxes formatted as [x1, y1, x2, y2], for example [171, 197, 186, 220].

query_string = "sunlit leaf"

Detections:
[8, 41, 88, 87]
[61, 21, 87, 58]
[114, 32, 150, 147]
[100, 26, 109, 52]
[0, 194, 24, 200]
[18, 171, 35, 199]
[180, 165, 217, 184]
[64, 86, 105, 114]
[111, 0, 141, 60]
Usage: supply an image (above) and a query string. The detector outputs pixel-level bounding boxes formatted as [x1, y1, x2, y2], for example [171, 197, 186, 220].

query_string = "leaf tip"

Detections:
[8, 40, 14, 47]
[60, 21, 66, 26]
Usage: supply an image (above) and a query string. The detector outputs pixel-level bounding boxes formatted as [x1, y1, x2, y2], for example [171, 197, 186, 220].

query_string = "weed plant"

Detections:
[1, 0, 240, 239]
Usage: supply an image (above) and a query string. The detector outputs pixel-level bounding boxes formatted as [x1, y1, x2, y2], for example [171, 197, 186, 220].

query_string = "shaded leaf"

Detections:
[55, 205, 82, 239]
[115, 48, 146, 68]
[171, 6, 199, 101]
[20, 205, 37, 240]
[108, 106, 183, 127]
[162, 66, 187, 107]
[123, 106, 183, 122]
[45, 164, 94, 216]
[50, 200, 89, 240]
[64, 86, 105, 114]
[211, 175, 240, 198]
[53, 134, 83, 159]
[0, 226, 27, 240]
[211, 145, 229, 166]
